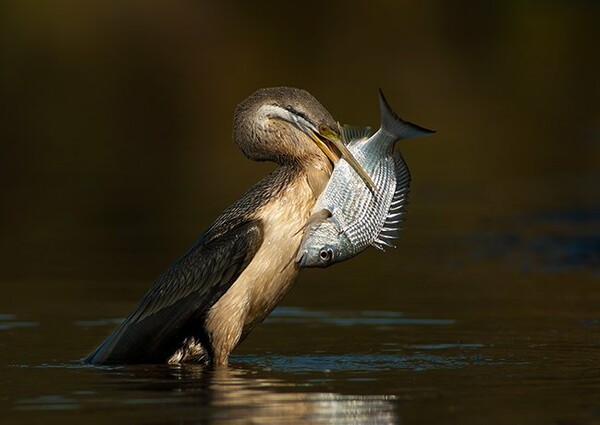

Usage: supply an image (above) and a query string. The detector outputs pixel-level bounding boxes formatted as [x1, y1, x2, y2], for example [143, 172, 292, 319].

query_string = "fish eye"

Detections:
[319, 248, 333, 262]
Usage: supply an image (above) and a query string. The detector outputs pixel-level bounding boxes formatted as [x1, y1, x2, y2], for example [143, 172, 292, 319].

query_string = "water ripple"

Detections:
[267, 307, 455, 326]
[0, 313, 38, 331]
[235, 353, 494, 372]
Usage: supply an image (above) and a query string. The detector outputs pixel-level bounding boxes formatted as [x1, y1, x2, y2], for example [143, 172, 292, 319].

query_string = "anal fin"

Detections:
[371, 152, 411, 250]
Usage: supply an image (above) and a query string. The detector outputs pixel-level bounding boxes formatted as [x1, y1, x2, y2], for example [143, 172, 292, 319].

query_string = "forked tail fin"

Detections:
[379, 89, 435, 141]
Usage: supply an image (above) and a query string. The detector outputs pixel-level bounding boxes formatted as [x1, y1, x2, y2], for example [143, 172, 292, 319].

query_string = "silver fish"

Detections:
[296, 90, 434, 268]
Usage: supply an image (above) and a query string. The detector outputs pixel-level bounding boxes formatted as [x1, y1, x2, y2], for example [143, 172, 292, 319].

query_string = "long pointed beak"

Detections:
[308, 129, 376, 193]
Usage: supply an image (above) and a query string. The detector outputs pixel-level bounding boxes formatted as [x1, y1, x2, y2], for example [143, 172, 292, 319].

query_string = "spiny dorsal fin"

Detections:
[341, 125, 372, 144]
[371, 152, 411, 250]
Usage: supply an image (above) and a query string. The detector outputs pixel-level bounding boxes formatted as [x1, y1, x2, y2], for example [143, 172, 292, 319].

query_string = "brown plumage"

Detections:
[85, 87, 356, 366]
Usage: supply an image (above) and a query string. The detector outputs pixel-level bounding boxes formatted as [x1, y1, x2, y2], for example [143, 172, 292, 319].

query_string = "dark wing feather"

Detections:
[85, 219, 263, 364]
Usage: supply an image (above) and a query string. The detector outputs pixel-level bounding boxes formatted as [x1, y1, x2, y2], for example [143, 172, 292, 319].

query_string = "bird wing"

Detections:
[85, 219, 264, 364]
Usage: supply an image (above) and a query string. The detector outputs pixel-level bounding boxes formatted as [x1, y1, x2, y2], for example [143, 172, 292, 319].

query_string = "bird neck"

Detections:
[287, 155, 333, 200]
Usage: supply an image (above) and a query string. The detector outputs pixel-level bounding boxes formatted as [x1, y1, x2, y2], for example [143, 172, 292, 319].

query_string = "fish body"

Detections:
[296, 90, 434, 268]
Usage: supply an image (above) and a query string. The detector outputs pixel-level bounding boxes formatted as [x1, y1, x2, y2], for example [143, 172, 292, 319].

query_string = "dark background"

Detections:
[1, 1, 597, 284]
[0, 2, 598, 423]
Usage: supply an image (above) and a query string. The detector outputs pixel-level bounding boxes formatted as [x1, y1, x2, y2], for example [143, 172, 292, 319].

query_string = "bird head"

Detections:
[233, 87, 374, 190]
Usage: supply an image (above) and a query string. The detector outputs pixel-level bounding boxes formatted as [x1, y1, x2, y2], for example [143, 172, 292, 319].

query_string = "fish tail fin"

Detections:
[379, 89, 435, 141]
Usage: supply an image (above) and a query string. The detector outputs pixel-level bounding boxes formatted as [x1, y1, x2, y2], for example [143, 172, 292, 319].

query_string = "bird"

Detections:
[85, 87, 373, 366]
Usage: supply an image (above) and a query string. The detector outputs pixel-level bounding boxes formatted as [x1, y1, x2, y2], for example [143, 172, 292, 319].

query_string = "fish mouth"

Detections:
[308, 127, 376, 193]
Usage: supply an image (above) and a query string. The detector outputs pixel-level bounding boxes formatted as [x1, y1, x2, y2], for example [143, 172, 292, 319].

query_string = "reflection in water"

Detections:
[90, 365, 399, 424]
[209, 368, 397, 424]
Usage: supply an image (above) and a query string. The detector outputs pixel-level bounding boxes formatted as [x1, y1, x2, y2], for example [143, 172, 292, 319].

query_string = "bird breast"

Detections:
[204, 170, 318, 364]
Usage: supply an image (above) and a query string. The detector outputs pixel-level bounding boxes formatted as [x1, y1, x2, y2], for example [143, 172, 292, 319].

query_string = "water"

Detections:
[4, 296, 598, 424]
[2, 228, 598, 423]
[1, 1, 599, 424]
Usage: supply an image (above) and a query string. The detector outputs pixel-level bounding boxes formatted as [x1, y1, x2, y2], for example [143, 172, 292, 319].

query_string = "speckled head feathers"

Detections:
[232, 87, 339, 165]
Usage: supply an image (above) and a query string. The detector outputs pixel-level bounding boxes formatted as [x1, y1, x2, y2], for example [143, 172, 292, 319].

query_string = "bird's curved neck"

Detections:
[285, 156, 333, 200]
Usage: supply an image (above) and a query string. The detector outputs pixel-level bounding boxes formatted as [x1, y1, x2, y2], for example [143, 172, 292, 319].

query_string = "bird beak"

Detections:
[308, 128, 376, 192]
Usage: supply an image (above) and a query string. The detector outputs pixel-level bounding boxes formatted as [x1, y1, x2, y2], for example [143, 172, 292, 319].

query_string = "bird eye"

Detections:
[318, 124, 329, 134]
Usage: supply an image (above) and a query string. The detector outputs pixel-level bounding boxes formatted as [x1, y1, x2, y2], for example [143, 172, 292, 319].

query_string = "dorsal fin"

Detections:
[341, 125, 372, 144]
[372, 152, 411, 251]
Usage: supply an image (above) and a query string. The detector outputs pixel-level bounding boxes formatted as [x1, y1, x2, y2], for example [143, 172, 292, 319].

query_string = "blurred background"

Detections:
[1, 0, 597, 284]
[0, 1, 599, 423]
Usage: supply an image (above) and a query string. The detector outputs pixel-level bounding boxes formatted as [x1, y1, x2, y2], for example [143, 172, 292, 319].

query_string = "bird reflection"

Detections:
[93, 364, 399, 424]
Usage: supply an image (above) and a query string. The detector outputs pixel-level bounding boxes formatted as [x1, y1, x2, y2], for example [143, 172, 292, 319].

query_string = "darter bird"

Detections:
[85, 87, 373, 366]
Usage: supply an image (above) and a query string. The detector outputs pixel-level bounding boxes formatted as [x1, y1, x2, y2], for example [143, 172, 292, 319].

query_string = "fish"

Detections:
[296, 89, 434, 268]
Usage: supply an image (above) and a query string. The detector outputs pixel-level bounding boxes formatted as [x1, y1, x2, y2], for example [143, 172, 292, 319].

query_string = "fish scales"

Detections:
[316, 142, 396, 249]
[296, 90, 435, 268]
